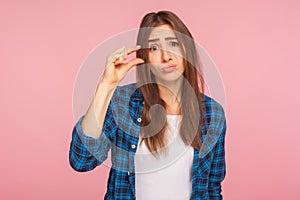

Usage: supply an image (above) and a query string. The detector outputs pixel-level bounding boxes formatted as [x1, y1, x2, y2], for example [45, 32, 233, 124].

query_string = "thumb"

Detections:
[124, 58, 145, 71]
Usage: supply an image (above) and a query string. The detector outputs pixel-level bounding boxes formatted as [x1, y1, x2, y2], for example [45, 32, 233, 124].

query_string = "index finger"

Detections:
[126, 45, 142, 55]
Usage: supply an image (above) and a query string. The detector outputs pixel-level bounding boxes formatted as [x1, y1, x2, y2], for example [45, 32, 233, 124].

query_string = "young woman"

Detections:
[69, 11, 227, 200]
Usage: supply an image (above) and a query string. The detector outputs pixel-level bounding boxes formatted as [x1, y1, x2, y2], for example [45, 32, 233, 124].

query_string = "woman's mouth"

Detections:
[161, 65, 176, 73]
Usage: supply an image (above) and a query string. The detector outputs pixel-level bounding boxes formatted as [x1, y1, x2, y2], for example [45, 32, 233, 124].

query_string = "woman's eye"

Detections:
[170, 41, 179, 47]
[149, 45, 159, 51]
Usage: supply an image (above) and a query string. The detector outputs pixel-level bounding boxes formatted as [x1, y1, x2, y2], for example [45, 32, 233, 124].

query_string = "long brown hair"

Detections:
[136, 11, 206, 157]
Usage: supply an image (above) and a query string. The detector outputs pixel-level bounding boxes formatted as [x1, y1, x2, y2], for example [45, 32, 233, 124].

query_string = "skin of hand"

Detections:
[102, 46, 145, 86]
[80, 46, 144, 138]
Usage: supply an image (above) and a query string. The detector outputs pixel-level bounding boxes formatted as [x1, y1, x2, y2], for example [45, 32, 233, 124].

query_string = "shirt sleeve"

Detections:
[69, 100, 118, 172]
[208, 116, 227, 199]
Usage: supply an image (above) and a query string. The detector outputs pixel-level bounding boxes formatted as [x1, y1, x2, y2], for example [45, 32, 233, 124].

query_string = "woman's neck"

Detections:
[156, 79, 183, 115]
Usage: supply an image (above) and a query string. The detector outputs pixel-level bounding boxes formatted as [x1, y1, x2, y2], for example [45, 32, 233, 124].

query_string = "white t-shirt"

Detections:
[135, 115, 194, 200]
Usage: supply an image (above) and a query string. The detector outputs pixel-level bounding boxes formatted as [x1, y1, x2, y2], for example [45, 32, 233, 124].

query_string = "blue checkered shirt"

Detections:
[69, 83, 227, 200]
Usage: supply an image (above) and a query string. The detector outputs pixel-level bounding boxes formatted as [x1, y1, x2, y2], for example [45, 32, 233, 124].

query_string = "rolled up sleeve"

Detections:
[69, 100, 118, 172]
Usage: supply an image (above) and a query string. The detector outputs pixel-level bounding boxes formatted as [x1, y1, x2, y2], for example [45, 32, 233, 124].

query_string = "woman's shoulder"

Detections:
[202, 94, 226, 119]
[111, 83, 143, 103]
[115, 83, 140, 95]
[200, 94, 226, 155]
[201, 95, 226, 136]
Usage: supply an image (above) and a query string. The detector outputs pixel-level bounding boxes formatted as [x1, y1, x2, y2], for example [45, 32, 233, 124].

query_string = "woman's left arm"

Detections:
[208, 118, 227, 199]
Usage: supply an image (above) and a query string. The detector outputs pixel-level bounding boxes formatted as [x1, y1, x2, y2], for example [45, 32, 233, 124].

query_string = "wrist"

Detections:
[96, 81, 118, 93]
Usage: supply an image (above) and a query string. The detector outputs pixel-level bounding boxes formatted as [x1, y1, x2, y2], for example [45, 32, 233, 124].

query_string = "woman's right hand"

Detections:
[101, 46, 144, 86]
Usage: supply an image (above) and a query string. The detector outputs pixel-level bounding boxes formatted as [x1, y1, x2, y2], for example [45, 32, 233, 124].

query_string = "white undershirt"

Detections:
[135, 115, 194, 200]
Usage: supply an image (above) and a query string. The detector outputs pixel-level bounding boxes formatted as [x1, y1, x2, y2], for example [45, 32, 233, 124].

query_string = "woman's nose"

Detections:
[161, 49, 172, 62]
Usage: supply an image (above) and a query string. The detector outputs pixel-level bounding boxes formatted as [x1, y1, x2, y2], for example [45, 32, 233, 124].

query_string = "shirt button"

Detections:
[131, 144, 136, 149]
[137, 118, 142, 122]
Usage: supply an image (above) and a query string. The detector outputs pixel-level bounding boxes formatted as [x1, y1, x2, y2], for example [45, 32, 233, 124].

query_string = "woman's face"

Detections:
[147, 24, 185, 83]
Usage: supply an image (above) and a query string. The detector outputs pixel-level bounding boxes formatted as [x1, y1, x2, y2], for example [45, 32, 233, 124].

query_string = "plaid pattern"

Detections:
[69, 83, 227, 200]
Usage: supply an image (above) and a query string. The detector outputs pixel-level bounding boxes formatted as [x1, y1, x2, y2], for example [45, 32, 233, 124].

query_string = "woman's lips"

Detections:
[161, 65, 176, 72]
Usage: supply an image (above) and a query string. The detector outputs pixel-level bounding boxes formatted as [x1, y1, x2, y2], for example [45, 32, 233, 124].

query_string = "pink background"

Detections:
[1, 0, 300, 199]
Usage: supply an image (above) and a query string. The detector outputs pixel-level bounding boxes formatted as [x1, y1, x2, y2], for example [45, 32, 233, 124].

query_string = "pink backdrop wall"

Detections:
[1, 0, 300, 199]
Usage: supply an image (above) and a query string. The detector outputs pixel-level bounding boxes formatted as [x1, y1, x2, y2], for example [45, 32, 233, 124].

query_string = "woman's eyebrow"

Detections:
[165, 37, 178, 41]
[148, 37, 178, 42]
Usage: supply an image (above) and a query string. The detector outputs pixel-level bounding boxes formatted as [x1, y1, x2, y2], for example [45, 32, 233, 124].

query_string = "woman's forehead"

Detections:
[149, 24, 176, 40]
